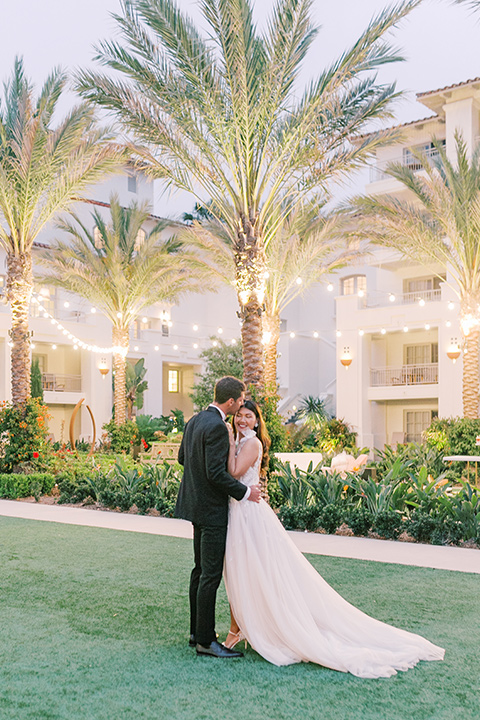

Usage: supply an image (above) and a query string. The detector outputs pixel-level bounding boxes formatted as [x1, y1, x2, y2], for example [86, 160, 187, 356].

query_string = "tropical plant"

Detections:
[77, 0, 419, 389]
[126, 358, 148, 419]
[38, 195, 199, 423]
[0, 57, 123, 405]
[293, 395, 331, 431]
[352, 134, 480, 417]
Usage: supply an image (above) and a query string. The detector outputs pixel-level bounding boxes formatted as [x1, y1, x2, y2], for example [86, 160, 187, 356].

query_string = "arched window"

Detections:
[341, 275, 366, 296]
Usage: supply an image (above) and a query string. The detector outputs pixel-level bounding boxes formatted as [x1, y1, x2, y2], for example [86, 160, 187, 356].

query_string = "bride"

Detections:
[222, 400, 444, 679]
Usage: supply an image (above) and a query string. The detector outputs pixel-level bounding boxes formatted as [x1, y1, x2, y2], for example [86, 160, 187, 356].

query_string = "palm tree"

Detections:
[77, 0, 419, 390]
[352, 134, 480, 418]
[38, 195, 199, 424]
[0, 57, 123, 406]
[179, 200, 361, 390]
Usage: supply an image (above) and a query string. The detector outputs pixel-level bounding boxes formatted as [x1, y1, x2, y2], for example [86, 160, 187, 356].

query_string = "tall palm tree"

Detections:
[179, 199, 362, 390]
[352, 134, 480, 418]
[0, 57, 123, 406]
[77, 0, 419, 390]
[38, 196, 199, 424]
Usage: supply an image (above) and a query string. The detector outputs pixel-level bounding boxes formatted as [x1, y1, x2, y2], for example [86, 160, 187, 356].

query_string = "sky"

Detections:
[2, 0, 479, 213]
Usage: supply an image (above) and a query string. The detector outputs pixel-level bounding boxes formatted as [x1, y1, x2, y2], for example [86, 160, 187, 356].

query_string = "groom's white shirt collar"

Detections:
[208, 403, 226, 421]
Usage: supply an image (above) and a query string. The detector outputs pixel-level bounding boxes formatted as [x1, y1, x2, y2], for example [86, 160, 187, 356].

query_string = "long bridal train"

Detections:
[224, 433, 444, 679]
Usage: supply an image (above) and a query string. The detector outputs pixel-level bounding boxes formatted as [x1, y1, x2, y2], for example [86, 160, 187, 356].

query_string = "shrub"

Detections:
[407, 510, 438, 543]
[373, 510, 404, 540]
[346, 507, 373, 536]
[315, 418, 357, 454]
[318, 504, 343, 534]
[102, 419, 139, 453]
[0, 472, 55, 500]
[278, 505, 320, 531]
[0, 398, 52, 472]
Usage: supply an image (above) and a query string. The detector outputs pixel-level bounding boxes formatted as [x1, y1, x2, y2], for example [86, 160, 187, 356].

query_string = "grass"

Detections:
[0, 517, 477, 720]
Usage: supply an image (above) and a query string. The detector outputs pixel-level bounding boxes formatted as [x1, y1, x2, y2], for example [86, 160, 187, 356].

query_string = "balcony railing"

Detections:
[369, 146, 441, 183]
[365, 288, 441, 308]
[370, 363, 438, 387]
[42, 373, 82, 392]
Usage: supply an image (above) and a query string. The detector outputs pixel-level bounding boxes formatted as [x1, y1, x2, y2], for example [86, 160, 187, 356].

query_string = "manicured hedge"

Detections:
[0, 473, 56, 499]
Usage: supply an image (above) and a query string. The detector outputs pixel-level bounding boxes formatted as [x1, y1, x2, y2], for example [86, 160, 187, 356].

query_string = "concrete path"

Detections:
[1, 498, 479, 575]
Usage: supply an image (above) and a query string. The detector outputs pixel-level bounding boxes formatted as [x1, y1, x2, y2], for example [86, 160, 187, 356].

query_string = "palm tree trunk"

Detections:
[462, 328, 479, 418]
[236, 218, 266, 392]
[6, 252, 33, 406]
[263, 314, 281, 393]
[112, 326, 129, 425]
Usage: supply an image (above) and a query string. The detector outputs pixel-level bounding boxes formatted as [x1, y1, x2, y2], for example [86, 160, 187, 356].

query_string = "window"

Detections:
[404, 410, 435, 443]
[168, 370, 179, 393]
[404, 276, 445, 294]
[93, 226, 104, 249]
[341, 275, 367, 296]
[128, 174, 137, 193]
[404, 343, 438, 365]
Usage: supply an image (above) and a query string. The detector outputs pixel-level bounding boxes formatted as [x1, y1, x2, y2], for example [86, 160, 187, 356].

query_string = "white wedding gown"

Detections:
[223, 431, 444, 678]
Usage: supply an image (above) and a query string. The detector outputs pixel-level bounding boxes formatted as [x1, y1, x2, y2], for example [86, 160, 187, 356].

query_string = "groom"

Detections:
[175, 376, 261, 658]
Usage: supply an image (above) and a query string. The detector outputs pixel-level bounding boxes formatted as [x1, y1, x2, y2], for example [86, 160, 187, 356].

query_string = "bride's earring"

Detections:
[254, 424, 258, 428]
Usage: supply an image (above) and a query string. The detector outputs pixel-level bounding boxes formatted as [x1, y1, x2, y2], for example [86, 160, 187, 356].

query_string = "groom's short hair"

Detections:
[214, 376, 245, 404]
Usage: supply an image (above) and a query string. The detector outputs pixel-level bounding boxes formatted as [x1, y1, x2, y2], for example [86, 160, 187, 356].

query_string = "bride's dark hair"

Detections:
[234, 399, 271, 476]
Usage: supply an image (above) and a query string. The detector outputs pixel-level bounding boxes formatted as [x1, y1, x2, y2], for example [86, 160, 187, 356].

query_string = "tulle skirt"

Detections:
[224, 498, 444, 678]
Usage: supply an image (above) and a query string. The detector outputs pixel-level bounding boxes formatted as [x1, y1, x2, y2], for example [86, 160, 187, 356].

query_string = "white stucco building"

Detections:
[1, 77, 477, 448]
[335, 77, 480, 447]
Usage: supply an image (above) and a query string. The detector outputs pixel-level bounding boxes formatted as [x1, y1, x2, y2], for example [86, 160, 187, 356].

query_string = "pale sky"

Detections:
[2, 0, 479, 213]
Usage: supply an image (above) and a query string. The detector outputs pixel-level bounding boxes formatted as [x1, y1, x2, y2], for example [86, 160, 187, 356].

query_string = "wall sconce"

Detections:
[99, 358, 109, 378]
[446, 339, 461, 363]
[340, 347, 353, 369]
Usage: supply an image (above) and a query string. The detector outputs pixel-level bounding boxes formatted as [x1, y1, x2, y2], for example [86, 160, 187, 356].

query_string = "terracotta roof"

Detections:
[356, 114, 440, 141]
[417, 77, 480, 98]
[81, 197, 167, 221]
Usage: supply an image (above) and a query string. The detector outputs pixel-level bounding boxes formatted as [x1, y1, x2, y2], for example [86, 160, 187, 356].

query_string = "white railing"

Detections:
[369, 146, 441, 183]
[42, 373, 82, 392]
[370, 363, 438, 387]
[365, 288, 441, 308]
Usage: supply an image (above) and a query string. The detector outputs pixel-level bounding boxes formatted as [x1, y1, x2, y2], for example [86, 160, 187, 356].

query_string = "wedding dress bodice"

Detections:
[235, 429, 262, 488]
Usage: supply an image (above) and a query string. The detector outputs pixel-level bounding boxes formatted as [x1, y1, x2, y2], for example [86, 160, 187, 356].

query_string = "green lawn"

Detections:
[0, 517, 476, 720]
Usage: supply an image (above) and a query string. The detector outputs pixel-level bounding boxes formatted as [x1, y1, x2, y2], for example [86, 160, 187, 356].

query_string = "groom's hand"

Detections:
[247, 485, 261, 503]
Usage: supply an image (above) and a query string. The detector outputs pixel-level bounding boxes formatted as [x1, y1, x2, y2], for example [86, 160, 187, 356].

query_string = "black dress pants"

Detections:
[190, 522, 228, 646]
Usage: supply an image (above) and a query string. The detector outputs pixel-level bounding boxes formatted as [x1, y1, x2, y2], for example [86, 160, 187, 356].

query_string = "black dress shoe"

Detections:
[189, 635, 196, 647]
[196, 640, 244, 658]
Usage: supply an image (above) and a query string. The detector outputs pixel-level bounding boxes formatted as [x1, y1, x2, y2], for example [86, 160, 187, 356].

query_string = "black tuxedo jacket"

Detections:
[175, 406, 248, 526]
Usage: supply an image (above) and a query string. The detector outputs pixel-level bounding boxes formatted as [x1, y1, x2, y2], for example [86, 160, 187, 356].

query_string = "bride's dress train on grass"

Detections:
[224, 439, 445, 679]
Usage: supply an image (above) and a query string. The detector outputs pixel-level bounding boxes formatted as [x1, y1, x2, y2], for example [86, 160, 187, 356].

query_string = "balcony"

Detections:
[370, 363, 438, 387]
[369, 146, 441, 183]
[365, 288, 441, 308]
[42, 373, 82, 392]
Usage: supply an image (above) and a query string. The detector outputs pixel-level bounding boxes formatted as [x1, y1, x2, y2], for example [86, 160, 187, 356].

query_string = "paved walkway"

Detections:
[1, 499, 479, 574]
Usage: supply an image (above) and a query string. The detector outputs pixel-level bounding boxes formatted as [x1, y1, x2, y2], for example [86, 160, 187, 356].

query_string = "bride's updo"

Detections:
[237, 399, 271, 476]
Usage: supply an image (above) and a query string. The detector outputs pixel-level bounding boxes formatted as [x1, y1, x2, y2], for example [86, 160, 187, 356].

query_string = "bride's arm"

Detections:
[228, 438, 262, 479]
